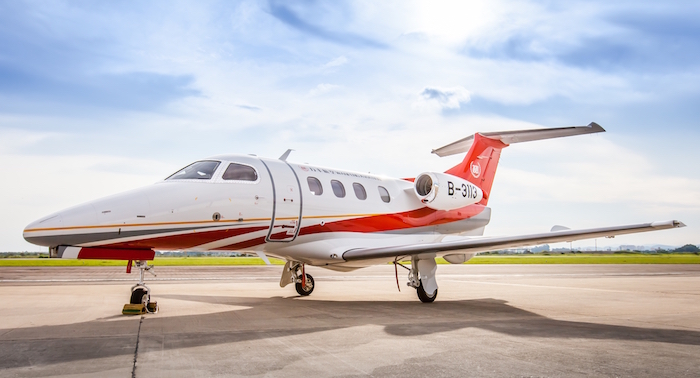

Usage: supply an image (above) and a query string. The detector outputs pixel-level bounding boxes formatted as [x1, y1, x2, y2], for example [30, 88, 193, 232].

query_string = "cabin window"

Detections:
[307, 177, 323, 195]
[222, 163, 258, 181]
[378, 186, 390, 203]
[353, 183, 367, 200]
[331, 180, 346, 198]
[166, 160, 220, 180]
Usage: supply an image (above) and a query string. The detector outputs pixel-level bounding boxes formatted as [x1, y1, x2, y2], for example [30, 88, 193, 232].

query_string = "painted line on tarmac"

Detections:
[319, 272, 694, 279]
[438, 272, 693, 278]
[0, 271, 694, 283]
[0, 277, 280, 283]
[442, 279, 633, 293]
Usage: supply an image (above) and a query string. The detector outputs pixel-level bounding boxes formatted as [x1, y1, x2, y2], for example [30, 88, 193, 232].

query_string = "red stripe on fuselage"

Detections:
[77, 247, 155, 261]
[213, 236, 267, 251]
[299, 204, 485, 236]
[210, 205, 487, 251]
[102, 226, 269, 249]
[93, 205, 485, 252]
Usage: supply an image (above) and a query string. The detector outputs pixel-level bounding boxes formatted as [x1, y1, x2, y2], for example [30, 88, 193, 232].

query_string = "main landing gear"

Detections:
[398, 256, 438, 303]
[280, 261, 315, 296]
[122, 260, 158, 315]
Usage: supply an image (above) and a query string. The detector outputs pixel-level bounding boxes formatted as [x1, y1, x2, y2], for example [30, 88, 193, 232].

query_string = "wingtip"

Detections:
[651, 220, 686, 228]
[588, 122, 606, 132]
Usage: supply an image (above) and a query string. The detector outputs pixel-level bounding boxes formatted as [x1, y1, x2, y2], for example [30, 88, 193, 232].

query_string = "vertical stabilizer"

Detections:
[435, 122, 605, 206]
[444, 134, 508, 206]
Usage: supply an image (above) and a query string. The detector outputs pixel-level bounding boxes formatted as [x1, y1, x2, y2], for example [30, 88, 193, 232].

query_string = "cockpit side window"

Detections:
[222, 163, 258, 181]
[166, 160, 221, 180]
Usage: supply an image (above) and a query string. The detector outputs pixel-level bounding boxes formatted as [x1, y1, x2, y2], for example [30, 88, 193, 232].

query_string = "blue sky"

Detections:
[1, 0, 699, 251]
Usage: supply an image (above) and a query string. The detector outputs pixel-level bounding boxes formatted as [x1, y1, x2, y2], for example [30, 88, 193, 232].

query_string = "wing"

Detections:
[342, 220, 685, 262]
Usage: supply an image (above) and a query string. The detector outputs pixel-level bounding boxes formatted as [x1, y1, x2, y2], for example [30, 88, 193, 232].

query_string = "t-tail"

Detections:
[434, 122, 605, 206]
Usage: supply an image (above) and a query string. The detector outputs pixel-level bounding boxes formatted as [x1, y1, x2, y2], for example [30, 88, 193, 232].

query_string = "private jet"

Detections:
[23, 123, 684, 310]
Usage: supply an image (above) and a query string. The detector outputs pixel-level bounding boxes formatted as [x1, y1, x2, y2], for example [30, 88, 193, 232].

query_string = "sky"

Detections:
[1, 0, 699, 251]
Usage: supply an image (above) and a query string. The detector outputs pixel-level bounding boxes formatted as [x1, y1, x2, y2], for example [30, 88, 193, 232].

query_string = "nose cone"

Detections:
[23, 203, 98, 247]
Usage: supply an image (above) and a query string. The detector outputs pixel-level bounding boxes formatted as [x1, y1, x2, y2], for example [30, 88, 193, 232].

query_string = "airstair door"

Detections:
[262, 159, 302, 242]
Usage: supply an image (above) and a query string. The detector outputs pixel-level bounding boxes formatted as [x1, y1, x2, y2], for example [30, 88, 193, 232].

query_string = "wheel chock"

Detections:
[122, 304, 146, 315]
[147, 301, 158, 313]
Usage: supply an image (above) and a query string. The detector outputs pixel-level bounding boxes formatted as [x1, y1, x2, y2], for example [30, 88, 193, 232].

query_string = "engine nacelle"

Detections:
[414, 172, 483, 211]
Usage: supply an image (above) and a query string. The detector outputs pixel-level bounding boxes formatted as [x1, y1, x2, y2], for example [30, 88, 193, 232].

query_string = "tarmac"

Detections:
[0, 264, 699, 377]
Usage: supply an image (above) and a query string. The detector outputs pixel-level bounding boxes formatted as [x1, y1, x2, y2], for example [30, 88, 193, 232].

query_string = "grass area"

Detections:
[0, 254, 698, 267]
[462, 254, 700, 264]
[0, 257, 285, 267]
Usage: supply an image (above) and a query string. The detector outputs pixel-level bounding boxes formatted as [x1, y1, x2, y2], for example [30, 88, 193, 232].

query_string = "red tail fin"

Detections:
[438, 123, 605, 205]
[445, 134, 508, 206]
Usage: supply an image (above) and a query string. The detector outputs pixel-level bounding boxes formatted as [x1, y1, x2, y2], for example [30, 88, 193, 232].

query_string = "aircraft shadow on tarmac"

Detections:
[1, 295, 699, 369]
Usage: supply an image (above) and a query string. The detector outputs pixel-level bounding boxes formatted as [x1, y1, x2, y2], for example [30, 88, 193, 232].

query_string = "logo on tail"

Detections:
[470, 161, 481, 178]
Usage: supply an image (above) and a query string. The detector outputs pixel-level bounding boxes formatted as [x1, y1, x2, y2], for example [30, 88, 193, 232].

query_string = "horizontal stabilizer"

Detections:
[432, 122, 605, 157]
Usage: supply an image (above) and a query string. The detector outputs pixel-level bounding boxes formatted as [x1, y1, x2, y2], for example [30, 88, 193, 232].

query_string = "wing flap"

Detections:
[342, 220, 685, 262]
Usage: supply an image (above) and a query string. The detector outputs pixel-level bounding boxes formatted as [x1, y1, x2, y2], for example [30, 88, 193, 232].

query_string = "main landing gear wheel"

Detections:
[416, 280, 438, 303]
[295, 273, 315, 296]
[405, 257, 439, 303]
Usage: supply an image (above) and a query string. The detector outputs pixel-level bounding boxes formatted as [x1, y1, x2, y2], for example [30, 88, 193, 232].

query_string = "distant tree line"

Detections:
[672, 244, 700, 253]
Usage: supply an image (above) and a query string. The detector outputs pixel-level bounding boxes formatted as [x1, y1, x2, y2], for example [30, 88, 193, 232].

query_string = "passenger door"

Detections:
[261, 159, 302, 242]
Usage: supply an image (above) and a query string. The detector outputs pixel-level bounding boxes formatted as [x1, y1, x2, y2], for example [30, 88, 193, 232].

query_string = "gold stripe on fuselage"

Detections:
[23, 213, 380, 233]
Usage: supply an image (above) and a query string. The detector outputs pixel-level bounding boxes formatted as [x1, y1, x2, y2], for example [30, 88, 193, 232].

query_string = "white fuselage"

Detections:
[23, 154, 491, 270]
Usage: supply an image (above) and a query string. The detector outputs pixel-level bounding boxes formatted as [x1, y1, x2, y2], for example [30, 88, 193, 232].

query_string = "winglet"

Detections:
[551, 225, 571, 232]
[279, 149, 294, 161]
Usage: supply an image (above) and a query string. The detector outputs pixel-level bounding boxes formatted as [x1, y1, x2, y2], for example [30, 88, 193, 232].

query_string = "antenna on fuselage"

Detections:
[279, 149, 294, 161]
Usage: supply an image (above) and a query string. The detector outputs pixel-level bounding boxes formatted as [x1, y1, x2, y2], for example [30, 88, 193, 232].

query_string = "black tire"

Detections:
[130, 288, 147, 305]
[416, 281, 437, 303]
[295, 273, 314, 296]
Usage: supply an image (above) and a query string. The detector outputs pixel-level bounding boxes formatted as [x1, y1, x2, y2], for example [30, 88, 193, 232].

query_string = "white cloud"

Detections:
[308, 83, 341, 97]
[418, 86, 471, 109]
[323, 55, 348, 69]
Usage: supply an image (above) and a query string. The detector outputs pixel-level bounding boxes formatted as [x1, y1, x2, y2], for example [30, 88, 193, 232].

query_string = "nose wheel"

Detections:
[123, 260, 158, 315]
[130, 287, 148, 304]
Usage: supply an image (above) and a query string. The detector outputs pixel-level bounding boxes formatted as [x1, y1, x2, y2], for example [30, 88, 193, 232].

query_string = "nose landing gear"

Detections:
[122, 260, 158, 315]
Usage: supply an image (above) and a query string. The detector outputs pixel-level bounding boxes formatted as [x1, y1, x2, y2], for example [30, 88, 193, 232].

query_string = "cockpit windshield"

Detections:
[166, 160, 221, 180]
